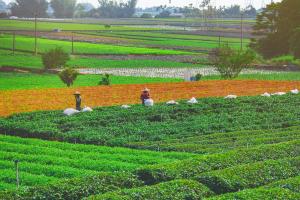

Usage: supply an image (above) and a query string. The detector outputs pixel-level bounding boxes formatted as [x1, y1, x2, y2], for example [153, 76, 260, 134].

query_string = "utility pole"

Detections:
[240, 12, 244, 50]
[14, 160, 20, 189]
[34, 13, 38, 56]
[12, 31, 16, 55]
[71, 33, 74, 54]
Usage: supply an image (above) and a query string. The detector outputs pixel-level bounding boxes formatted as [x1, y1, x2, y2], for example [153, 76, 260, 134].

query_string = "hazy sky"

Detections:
[3, 0, 281, 9]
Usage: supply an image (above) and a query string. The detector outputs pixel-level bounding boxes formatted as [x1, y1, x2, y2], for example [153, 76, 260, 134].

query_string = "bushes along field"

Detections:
[1, 94, 300, 146]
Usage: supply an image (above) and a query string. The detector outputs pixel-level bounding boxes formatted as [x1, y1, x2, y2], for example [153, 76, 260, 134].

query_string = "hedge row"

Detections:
[135, 140, 300, 184]
[265, 175, 300, 193]
[87, 179, 214, 200]
[0, 172, 142, 200]
[206, 187, 300, 200]
[197, 156, 300, 194]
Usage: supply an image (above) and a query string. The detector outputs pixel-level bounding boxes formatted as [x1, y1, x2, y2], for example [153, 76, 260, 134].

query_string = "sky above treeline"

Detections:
[3, 0, 281, 9]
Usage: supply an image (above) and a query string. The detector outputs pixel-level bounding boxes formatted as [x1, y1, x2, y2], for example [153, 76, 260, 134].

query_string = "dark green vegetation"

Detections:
[1, 94, 300, 199]
[0, 72, 181, 90]
[0, 134, 192, 190]
[1, 94, 300, 146]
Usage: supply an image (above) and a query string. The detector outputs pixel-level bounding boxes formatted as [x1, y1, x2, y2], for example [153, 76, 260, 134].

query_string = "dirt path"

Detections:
[1, 80, 300, 117]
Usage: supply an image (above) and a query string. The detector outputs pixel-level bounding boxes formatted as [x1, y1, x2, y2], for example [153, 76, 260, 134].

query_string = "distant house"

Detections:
[169, 13, 184, 18]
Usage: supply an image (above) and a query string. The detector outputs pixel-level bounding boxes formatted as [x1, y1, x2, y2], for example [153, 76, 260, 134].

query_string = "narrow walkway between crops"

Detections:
[1, 80, 300, 117]
[78, 67, 279, 78]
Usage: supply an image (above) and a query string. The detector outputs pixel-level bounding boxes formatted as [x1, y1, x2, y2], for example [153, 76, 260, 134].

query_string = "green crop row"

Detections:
[0, 34, 191, 55]
[135, 140, 300, 184]
[87, 179, 213, 200]
[0, 72, 182, 90]
[0, 172, 142, 200]
[197, 156, 300, 194]
[127, 126, 300, 153]
[0, 135, 192, 190]
[1, 95, 300, 146]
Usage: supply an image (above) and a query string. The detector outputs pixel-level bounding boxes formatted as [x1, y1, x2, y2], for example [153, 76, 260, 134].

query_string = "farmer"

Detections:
[74, 91, 82, 111]
[140, 88, 150, 105]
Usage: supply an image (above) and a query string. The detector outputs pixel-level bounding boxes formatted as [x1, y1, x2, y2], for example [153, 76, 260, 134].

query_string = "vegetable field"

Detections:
[1, 80, 300, 116]
[0, 134, 192, 190]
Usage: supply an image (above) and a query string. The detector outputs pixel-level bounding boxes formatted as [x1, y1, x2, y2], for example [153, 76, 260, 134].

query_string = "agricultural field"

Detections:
[0, 134, 192, 190]
[0, 95, 300, 199]
[1, 80, 300, 116]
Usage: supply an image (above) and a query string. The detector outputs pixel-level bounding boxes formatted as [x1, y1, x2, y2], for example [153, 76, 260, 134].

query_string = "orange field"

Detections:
[1, 80, 300, 117]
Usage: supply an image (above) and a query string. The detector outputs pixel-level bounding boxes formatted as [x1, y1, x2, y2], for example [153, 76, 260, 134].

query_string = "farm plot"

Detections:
[0, 34, 191, 55]
[0, 50, 202, 70]
[2, 94, 300, 147]
[0, 72, 182, 90]
[1, 80, 300, 116]
[0, 134, 193, 190]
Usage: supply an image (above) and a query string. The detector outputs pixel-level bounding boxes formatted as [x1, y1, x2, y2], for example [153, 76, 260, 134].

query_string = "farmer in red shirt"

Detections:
[140, 88, 150, 105]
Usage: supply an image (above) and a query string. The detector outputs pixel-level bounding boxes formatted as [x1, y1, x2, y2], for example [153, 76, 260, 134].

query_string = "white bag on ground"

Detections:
[166, 100, 179, 105]
[121, 105, 131, 109]
[63, 108, 80, 116]
[225, 95, 237, 99]
[261, 92, 271, 97]
[144, 99, 154, 107]
[291, 89, 299, 94]
[82, 106, 93, 112]
[272, 92, 286, 96]
[187, 97, 198, 104]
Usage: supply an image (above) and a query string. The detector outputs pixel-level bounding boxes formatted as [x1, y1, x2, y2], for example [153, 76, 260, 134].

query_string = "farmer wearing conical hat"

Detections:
[140, 88, 150, 105]
[74, 91, 82, 111]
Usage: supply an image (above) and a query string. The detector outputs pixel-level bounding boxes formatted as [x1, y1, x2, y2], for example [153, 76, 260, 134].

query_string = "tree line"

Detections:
[7, 0, 138, 18]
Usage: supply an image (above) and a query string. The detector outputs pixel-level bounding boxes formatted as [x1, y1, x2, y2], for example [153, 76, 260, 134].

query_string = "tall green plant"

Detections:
[42, 47, 70, 70]
[58, 67, 78, 87]
[210, 45, 255, 79]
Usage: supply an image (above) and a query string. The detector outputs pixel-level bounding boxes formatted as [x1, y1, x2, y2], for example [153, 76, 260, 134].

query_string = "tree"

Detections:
[59, 68, 78, 87]
[251, 0, 300, 58]
[97, 0, 137, 18]
[289, 28, 300, 59]
[51, 0, 77, 18]
[0, 0, 6, 12]
[210, 45, 256, 79]
[42, 47, 70, 69]
[10, 0, 48, 18]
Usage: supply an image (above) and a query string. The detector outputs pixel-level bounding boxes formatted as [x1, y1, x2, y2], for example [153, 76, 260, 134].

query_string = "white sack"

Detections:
[291, 89, 299, 94]
[144, 99, 154, 107]
[121, 105, 131, 109]
[272, 92, 286, 96]
[187, 97, 198, 104]
[225, 95, 237, 99]
[82, 107, 93, 112]
[261, 92, 271, 97]
[63, 108, 80, 116]
[166, 100, 179, 105]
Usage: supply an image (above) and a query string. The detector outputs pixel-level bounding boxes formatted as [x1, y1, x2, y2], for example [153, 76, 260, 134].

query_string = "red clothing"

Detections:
[140, 92, 150, 104]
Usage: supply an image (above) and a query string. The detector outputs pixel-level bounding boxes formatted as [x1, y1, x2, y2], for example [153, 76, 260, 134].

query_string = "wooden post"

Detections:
[15, 160, 20, 189]
[71, 33, 74, 54]
[218, 35, 221, 47]
[12, 32, 16, 55]
[34, 13, 38, 56]
[240, 13, 244, 50]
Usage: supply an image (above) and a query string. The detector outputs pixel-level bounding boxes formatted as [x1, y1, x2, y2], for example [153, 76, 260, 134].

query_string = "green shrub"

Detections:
[99, 73, 111, 86]
[135, 140, 300, 185]
[58, 67, 78, 87]
[270, 55, 295, 65]
[206, 187, 300, 200]
[265, 176, 300, 193]
[3, 173, 142, 200]
[87, 179, 213, 200]
[197, 156, 300, 194]
[42, 47, 70, 69]
[210, 45, 256, 79]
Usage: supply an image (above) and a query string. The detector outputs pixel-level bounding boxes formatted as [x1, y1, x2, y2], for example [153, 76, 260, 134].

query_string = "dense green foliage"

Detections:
[210, 45, 255, 79]
[10, 0, 48, 18]
[1, 95, 300, 146]
[0, 34, 190, 55]
[0, 172, 142, 200]
[0, 134, 192, 190]
[135, 140, 300, 184]
[50, 0, 76, 18]
[88, 179, 213, 200]
[42, 47, 70, 69]
[58, 68, 78, 87]
[0, 72, 181, 90]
